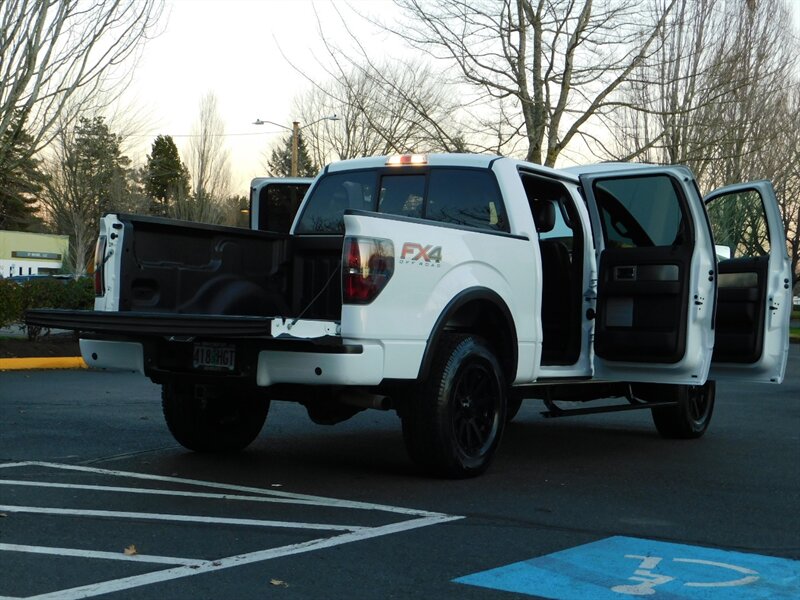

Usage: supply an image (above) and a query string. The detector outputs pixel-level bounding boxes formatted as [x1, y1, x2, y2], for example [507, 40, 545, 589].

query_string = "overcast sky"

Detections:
[123, 0, 800, 196]
[123, 0, 398, 194]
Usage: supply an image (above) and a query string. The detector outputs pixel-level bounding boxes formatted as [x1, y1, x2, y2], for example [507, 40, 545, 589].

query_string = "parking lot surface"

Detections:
[1, 346, 798, 599]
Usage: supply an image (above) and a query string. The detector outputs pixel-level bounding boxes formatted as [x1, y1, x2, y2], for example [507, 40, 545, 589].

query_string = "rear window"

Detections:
[294, 167, 507, 234]
[294, 171, 376, 234]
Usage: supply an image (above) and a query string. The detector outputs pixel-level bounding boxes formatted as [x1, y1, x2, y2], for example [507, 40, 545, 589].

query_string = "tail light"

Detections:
[342, 237, 394, 304]
[93, 235, 107, 297]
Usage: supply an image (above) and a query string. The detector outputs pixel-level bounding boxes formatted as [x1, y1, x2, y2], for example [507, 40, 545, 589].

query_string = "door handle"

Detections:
[614, 266, 637, 281]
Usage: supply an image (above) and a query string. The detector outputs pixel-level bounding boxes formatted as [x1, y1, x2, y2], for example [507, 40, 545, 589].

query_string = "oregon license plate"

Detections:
[192, 342, 236, 371]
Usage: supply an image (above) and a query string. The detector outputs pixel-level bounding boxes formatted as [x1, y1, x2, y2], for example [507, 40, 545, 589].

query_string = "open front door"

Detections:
[580, 167, 716, 384]
[705, 181, 790, 383]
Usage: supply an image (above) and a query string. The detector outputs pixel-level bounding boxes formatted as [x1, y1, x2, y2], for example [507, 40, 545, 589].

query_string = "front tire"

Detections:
[162, 383, 269, 452]
[651, 381, 715, 439]
[402, 334, 507, 478]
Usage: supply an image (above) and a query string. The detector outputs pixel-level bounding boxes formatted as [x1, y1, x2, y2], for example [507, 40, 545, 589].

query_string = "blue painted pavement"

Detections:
[454, 536, 800, 599]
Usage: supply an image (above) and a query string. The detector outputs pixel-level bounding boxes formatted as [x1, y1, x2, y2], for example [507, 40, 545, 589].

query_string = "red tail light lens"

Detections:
[93, 235, 107, 297]
[342, 237, 394, 304]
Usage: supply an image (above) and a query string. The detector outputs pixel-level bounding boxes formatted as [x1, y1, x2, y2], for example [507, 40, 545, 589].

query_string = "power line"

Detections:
[126, 130, 288, 139]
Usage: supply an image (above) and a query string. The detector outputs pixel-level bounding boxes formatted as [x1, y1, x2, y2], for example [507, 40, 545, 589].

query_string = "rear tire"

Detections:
[402, 334, 507, 478]
[162, 383, 269, 452]
[651, 381, 715, 439]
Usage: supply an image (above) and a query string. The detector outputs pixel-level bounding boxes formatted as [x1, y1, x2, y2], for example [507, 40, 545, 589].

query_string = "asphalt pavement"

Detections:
[0, 348, 798, 599]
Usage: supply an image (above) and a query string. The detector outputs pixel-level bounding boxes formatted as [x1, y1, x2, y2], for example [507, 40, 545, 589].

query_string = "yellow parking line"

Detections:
[0, 356, 87, 371]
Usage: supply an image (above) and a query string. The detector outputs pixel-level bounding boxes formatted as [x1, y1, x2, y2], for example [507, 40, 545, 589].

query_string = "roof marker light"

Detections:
[386, 154, 428, 166]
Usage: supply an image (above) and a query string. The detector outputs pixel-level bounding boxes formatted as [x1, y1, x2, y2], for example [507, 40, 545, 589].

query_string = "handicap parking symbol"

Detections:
[454, 536, 800, 599]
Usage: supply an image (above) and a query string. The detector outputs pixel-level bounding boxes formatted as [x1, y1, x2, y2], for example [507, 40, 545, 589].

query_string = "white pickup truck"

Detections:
[27, 154, 792, 477]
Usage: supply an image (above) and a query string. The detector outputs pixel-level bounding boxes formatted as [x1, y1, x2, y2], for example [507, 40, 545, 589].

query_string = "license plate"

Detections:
[192, 342, 236, 371]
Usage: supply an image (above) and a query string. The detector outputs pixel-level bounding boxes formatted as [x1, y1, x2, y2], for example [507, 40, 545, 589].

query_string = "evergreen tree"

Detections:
[144, 135, 190, 216]
[0, 115, 45, 231]
[266, 132, 318, 177]
[41, 116, 134, 274]
[72, 116, 132, 216]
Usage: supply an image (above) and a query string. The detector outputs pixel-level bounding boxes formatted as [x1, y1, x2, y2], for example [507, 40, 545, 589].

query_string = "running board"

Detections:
[540, 400, 678, 419]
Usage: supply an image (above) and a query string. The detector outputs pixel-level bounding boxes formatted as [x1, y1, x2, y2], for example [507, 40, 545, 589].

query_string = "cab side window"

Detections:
[594, 175, 688, 248]
[426, 169, 508, 232]
[706, 189, 771, 259]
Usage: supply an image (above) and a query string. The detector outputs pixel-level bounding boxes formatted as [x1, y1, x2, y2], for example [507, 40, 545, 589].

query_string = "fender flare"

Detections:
[417, 287, 518, 381]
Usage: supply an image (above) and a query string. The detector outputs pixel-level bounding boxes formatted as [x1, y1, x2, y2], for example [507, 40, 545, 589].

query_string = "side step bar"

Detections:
[540, 400, 678, 418]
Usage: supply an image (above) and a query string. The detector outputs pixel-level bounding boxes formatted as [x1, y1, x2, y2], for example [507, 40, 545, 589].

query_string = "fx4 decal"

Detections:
[400, 242, 443, 267]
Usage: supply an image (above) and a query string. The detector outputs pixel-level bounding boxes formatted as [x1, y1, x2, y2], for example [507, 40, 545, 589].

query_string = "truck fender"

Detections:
[417, 287, 518, 382]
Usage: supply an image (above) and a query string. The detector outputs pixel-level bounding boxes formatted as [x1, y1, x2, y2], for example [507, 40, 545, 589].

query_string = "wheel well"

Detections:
[420, 292, 517, 383]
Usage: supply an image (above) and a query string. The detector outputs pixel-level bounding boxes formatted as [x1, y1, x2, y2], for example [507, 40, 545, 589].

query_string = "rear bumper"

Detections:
[42, 309, 406, 386]
[78, 336, 386, 387]
[255, 343, 384, 386]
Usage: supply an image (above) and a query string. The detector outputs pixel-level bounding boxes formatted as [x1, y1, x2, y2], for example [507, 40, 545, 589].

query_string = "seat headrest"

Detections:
[533, 200, 556, 233]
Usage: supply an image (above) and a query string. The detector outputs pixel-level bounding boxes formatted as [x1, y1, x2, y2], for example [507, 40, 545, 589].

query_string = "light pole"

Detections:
[291, 121, 300, 177]
[253, 115, 339, 176]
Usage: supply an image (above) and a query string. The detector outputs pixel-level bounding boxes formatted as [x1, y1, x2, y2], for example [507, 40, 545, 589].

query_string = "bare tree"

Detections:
[283, 53, 468, 168]
[179, 92, 231, 224]
[0, 1, 164, 168]
[609, 0, 800, 282]
[362, 0, 679, 166]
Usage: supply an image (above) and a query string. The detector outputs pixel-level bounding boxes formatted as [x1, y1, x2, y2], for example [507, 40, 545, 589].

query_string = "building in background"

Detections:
[0, 231, 69, 278]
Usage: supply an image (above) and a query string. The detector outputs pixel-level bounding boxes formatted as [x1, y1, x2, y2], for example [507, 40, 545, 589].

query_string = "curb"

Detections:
[0, 356, 87, 371]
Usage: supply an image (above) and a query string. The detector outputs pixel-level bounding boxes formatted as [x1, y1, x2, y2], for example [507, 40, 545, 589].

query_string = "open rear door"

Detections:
[705, 181, 791, 383]
[580, 167, 716, 384]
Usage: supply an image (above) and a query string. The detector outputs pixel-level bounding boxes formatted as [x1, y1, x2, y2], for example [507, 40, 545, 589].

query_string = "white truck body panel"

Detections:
[341, 211, 541, 383]
[578, 166, 718, 385]
[705, 180, 791, 383]
[79, 156, 788, 389]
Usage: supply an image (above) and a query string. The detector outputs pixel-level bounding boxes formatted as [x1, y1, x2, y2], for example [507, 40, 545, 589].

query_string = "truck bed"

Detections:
[100, 214, 342, 320]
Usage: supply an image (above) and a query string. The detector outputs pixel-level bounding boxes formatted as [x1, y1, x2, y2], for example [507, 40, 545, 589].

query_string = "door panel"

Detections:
[580, 167, 716, 384]
[713, 256, 768, 363]
[705, 181, 790, 382]
[595, 247, 690, 363]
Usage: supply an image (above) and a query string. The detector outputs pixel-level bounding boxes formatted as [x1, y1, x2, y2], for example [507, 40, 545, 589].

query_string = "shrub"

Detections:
[0, 279, 23, 328]
[0, 277, 95, 339]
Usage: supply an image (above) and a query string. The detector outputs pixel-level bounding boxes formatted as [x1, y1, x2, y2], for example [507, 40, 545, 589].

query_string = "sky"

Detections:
[122, 0, 800, 196]
[123, 0, 400, 194]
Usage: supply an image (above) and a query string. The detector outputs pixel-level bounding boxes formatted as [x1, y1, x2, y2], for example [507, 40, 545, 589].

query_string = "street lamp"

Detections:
[252, 114, 339, 176]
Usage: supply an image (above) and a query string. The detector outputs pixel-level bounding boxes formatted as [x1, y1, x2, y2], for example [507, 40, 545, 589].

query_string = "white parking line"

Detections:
[0, 479, 367, 507]
[0, 505, 365, 532]
[21, 515, 460, 600]
[0, 543, 206, 567]
[0, 461, 464, 599]
[0, 461, 437, 515]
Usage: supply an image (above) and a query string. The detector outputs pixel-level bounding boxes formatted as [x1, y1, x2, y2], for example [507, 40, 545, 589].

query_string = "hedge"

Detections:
[0, 277, 94, 338]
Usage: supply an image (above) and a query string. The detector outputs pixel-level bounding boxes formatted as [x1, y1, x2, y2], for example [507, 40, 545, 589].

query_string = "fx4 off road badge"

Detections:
[400, 242, 442, 267]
